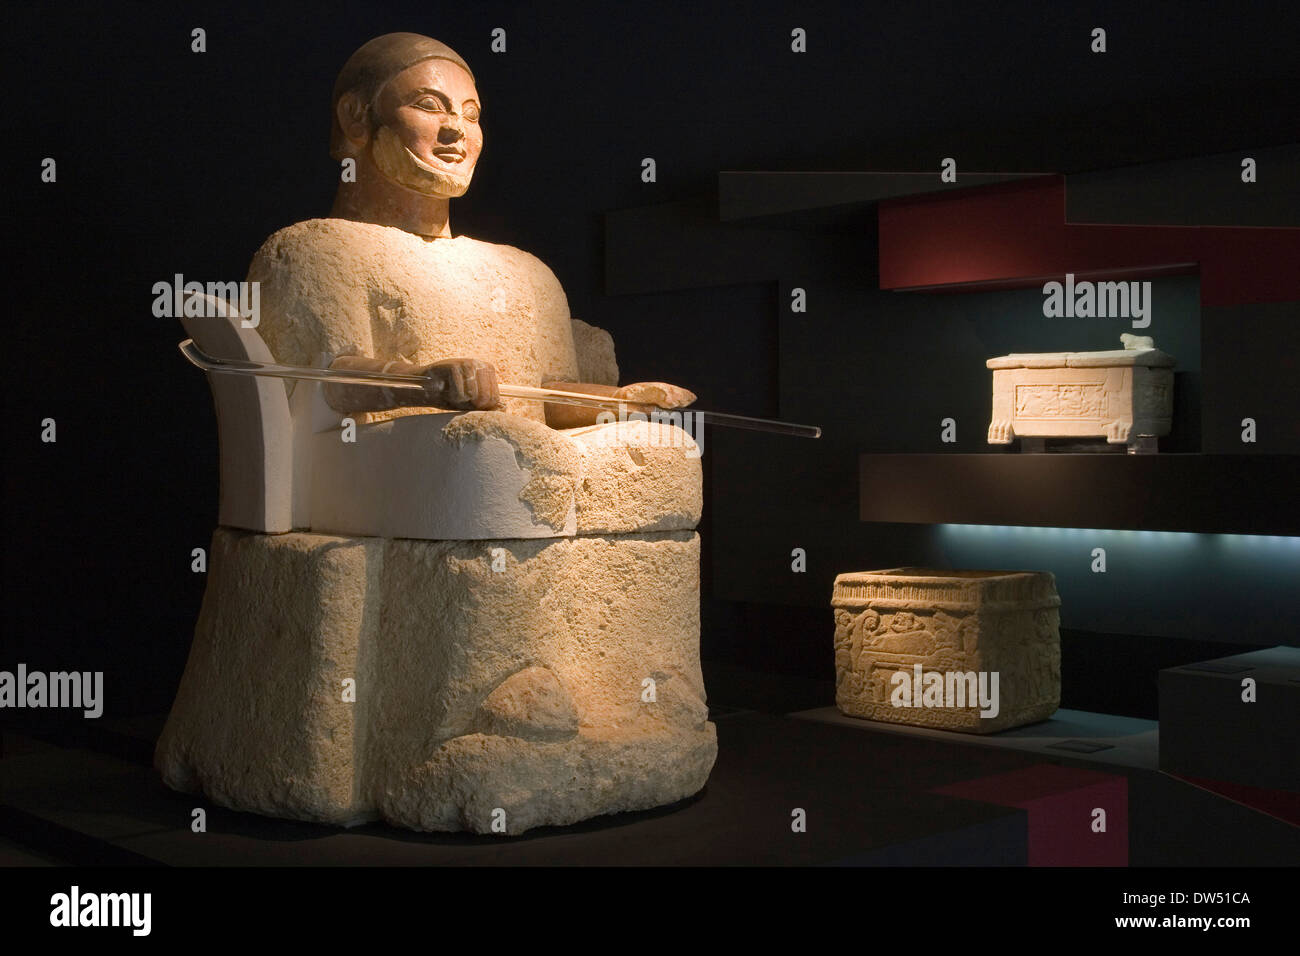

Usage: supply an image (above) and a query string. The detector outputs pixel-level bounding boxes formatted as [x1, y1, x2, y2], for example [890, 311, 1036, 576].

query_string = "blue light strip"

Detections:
[937, 524, 1300, 547]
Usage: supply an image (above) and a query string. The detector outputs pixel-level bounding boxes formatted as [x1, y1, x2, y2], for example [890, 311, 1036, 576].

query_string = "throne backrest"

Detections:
[180, 294, 295, 532]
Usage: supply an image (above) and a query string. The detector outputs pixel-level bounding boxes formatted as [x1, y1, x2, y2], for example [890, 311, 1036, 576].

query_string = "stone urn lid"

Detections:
[832, 568, 1060, 611]
[987, 334, 1176, 370]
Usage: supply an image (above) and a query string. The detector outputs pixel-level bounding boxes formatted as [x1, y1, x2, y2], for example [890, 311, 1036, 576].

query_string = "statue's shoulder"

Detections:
[251, 221, 553, 269]
[451, 235, 564, 291]
[248, 223, 566, 304]
[249, 218, 390, 266]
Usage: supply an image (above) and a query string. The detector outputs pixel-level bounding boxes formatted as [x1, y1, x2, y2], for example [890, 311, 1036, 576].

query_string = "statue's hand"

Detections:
[422, 358, 501, 410]
[537, 380, 696, 429]
[613, 382, 698, 411]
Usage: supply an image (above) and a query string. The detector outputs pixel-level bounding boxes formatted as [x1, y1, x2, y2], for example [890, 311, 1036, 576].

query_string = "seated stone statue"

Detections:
[155, 33, 716, 834]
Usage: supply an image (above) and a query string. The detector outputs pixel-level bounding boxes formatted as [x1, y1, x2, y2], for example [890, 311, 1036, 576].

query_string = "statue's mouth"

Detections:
[372, 125, 472, 196]
[400, 145, 467, 176]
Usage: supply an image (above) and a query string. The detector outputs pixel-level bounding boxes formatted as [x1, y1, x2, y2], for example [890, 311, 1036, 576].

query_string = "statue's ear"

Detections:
[336, 92, 371, 149]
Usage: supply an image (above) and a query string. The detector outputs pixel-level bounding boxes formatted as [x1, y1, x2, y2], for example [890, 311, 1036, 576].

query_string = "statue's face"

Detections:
[371, 59, 482, 198]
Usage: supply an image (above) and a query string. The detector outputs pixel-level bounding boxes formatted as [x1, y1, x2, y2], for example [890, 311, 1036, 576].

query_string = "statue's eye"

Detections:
[462, 102, 480, 122]
[414, 96, 446, 112]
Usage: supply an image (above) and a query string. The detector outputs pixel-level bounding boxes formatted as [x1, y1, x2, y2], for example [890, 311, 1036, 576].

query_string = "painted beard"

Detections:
[371, 124, 473, 198]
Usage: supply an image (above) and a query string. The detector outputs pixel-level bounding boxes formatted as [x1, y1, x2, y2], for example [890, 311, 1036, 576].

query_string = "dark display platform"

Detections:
[3, 707, 1296, 866]
[1160, 646, 1300, 792]
[858, 454, 1300, 535]
[794, 706, 1159, 771]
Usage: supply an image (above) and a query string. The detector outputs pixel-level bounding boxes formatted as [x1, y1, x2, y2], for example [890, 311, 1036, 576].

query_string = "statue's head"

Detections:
[331, 33, 481, 199]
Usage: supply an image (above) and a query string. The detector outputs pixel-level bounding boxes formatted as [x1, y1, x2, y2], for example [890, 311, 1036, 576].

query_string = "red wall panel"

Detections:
[878, 176, 1300, 306]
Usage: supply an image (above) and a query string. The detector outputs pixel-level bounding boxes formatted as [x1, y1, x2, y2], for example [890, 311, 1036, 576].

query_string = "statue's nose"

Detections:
[438, 120, 465, 143]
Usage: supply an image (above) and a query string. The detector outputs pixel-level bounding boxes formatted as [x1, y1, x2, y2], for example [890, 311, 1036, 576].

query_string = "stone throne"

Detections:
[156, 291, 716, 834]
[155, 36, 715, 836]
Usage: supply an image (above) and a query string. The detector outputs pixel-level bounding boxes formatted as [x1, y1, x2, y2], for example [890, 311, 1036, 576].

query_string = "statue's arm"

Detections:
[324, 355, 500, 414]
[540, 380, 697, 429]
[555, 319, 695, 428]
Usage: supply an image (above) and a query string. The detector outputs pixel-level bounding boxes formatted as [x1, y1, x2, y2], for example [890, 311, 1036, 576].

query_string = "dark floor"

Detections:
[2, 664, 1295, 866]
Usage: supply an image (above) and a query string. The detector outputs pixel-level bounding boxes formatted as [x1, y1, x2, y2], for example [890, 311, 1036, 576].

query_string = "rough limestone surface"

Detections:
[156, 528, 716, 834]
[570, 418, 703, 534]
[306, 410, 703, 540]
[831, 568, 1061, 734]
[448, 412, 703, 535]
[247, 218, 580, 424]
[473, 666, 580, 741]
[442, 411, 584, 532]
[155, 529, 382, 824]
[570, 318, 619, 386]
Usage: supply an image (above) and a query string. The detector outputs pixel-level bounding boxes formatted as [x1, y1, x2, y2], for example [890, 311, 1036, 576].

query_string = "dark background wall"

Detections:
[8, 0, 1299, 724]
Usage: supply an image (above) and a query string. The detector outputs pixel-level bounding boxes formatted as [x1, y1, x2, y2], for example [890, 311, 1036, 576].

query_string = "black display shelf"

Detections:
[1065, 144, 1300, 228]
[858, 453, 1300, 535]
[716, 145, 1300, 229]
[718, 170, 1047, 222]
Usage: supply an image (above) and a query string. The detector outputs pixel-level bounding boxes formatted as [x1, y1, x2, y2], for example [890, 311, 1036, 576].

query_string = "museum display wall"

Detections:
[8, 2, 1298, 734]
